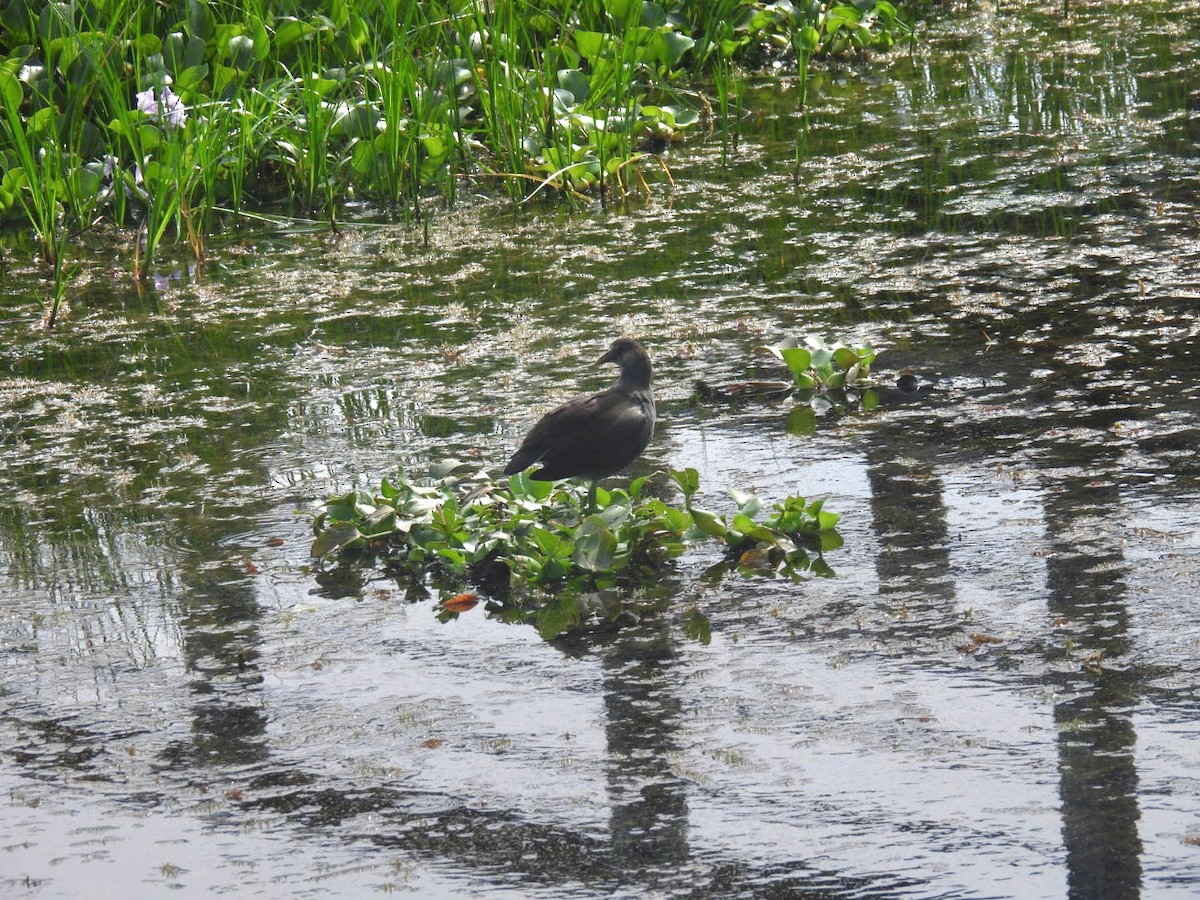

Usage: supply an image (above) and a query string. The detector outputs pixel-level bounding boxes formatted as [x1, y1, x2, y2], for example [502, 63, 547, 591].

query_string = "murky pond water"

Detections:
[4, 1, 1200, 896]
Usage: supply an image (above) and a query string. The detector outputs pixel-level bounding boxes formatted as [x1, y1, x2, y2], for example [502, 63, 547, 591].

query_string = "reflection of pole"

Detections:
[1043, 477, 1141, 899]
[166, 563, 268, 768]
[862, 406, 957, 631]
[600, 627, 691, 871]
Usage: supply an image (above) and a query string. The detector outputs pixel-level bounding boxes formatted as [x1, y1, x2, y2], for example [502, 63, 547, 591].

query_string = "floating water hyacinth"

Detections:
[135, 85, 186, 129]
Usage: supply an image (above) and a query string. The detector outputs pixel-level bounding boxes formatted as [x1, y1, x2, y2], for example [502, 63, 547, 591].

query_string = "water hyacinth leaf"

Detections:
[810, 348, 835, 372]
[0, 70, 21, 109]
[603, 0, 640, 25]
[780, 346, 812, 379]
[574, 30, 606, 61]
[641, 2, 668, 26]
[360, 506, 397, 536]
[530, 526, 572, 559]
[558, 68, 590, 102]
[175, 63, 208, 91]
[690, 507, 728, 539]
[598, 501, 631, 529]
[652, 31, 695, 69]
[430, 459, 471, 479]
[437, 547, 468, 572]
[332, 102, 380, 138]
[227, 34, 255, 69]
[275, 17, 315, 49]
[573, 516, 618, 572]
[662, 506, 692, 533]
[833, 346, 858, 370]
[728, 489, 764, 518]
[670, 467, 700, 498]
[311, 523, 362, 557]
[817, 509, 841, 531]
[732, 514, 779, 545]
[187, 0, 215, 40]
[818, 530, 844, 553]
[247, 16, 271, 60]
[795, 25, 821, 53]
[666, 106, 699, 127]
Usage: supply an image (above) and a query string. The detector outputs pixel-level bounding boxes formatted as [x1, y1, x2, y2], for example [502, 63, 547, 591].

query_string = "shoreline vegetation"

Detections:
[1, 0, 911, 323]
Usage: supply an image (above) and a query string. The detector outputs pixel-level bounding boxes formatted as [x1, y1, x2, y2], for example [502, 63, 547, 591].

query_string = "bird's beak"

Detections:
[598, 346, 616, 365]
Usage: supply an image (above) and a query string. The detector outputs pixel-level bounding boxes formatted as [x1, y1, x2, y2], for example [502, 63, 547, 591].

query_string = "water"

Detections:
[4, 1, 1200, 895]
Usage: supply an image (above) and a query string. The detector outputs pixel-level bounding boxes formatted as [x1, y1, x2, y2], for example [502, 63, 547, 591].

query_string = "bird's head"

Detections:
[597, 336, 652, 372]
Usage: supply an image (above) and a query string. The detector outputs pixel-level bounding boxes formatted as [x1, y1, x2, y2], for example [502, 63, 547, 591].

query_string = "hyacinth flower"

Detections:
[125, 84, 190, 279]
[135, 85, 187, 129]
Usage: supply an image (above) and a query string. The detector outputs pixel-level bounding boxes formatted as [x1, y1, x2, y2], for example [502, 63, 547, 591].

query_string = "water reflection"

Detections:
[3, 0, 1200, 894]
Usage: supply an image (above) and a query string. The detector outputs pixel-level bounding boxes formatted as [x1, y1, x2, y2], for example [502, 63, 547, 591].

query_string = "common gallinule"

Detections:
[503, 338, 655, 490]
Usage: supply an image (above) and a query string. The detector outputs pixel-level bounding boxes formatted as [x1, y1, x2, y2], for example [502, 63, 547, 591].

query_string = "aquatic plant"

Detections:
[762, 334, 877, 392]
[312, 460, 841, 636]
[0, 0, 914, 289]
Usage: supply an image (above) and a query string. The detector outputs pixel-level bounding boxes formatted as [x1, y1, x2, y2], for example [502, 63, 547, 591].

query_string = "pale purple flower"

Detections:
[135, 85, 186, 130]
[135, 87, 157, 115]
[160, 85, 186, 128]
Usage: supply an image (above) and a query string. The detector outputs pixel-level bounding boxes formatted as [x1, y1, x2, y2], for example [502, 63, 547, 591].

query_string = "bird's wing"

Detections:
[502, 393, 606, 475]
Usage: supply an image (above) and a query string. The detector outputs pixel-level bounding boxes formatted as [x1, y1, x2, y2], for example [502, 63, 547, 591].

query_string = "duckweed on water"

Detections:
[313, 460, 841, 635]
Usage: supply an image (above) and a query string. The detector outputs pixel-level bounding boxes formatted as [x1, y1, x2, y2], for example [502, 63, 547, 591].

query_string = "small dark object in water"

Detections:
[504, 338, 655, 482]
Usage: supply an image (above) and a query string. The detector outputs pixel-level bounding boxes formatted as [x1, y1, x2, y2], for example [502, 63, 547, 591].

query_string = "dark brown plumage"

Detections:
[503, 338, 655, 482]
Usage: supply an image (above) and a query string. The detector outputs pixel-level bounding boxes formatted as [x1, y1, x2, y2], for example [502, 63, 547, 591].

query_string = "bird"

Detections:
[503, 338, 655, 497]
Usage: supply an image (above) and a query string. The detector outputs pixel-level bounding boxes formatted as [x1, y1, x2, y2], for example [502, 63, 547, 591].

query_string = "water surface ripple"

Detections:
[3, 1, 1200, 897]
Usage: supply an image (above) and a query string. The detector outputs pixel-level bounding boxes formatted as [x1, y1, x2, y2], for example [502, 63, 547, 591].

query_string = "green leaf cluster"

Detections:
[312, 461, 842, 631]
[763, 333, 878, 393]
[1, 1, 915, 291]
